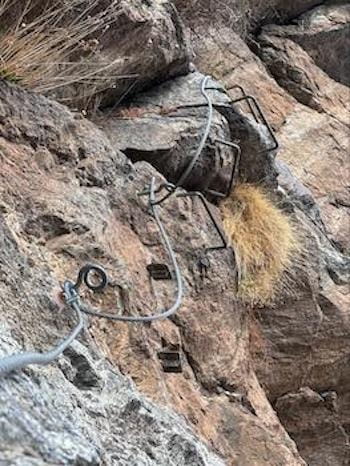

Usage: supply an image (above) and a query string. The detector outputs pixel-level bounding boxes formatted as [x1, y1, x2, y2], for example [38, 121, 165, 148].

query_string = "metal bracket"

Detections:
[70, 177, 183, 323]
[137, 79, 264, 256]
[158, 344, 182, 373]
[140, 75, 214, 206]
[205, 138, 241, 199]
[147, 263, 172, 280]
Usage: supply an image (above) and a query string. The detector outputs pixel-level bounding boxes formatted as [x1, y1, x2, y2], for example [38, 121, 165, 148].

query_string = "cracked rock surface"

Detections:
[0, 1, 349, 465]
[0, 340, 225, 465]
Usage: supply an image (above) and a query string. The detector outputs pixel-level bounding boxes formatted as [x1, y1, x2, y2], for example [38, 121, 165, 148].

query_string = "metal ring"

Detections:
[83, 265, 108, 292]
[73, 264, 108, 292]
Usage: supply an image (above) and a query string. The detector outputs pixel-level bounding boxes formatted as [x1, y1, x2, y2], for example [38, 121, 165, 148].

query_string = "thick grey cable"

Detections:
[0, 283, 84, 376]
[79, 177, 183, 322]
[0, 177, 183, 375]
[152, 75, 213, 205]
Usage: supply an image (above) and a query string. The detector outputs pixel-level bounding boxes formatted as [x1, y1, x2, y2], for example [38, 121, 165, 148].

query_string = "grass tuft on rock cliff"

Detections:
[220, 183, 304, 306]
[0, 0, 128, 111]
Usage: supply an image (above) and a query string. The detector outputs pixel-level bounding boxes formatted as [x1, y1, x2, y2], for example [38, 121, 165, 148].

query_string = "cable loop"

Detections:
[68, 177, 183, 323]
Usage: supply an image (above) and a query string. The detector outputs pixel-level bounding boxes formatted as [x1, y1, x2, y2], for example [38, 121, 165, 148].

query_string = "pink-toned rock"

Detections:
[277, 106, 350, 253]
[258, 32, 350, 123]
[176, 6, 350, 465]
[0, 1, 349, 463]
[0, 79, 306, 465]
[190, 25, 298, 130]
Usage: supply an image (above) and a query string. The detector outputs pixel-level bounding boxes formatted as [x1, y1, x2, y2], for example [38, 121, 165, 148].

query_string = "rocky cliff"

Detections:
[0, 1, 349, 465]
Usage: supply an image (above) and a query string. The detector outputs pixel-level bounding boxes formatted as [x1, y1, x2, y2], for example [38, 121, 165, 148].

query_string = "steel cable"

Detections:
[76, 177, 183, 322]
[0, 177, 183, 376]
[0, 283, 84, 376]
[0, 74, 249, 376]
[151, 75, 213, 205]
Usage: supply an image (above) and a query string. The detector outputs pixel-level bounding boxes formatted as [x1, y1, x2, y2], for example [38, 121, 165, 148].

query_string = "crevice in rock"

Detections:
[24, 214, 90, 242]
[63, 346, 102, 390]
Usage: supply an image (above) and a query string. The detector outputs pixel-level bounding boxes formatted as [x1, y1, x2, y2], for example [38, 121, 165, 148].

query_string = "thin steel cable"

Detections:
[78, 177, 183, 322]
[0, 283, 84, 376]
[151, 75, 214, 205]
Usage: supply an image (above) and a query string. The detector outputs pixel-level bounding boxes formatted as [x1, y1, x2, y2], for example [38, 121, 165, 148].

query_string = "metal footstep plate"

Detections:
[147, 263, 172, 280]
[158, 345, 182, 373]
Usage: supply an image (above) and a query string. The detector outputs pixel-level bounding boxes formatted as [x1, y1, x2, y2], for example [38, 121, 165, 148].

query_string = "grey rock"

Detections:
[1, 43, 349, 465]
[275, 387, 350, 466]
[277, 159, 350, 285]
[0, 78, 224, 465]
[0, 0, 192, 110]
[93, 0, 192, 108]
[0, 337, 224, 466]
[257, 23, 350, 123]
[270, 1, 326, 22]
[174, 0, 323, 30]
[97, 72, 278, 196]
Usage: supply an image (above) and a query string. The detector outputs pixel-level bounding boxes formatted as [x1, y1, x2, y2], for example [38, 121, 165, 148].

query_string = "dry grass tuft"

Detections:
[220, 183, 305, 306]
[0, 0, 135, 111]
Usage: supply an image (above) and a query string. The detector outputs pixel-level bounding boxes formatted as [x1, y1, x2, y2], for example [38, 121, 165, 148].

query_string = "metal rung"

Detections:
[229, 85, 279, 153]
[176, 191, 227, 251]
[205, 189, 226, 198]
[139, 75, 213, 206]
[147, 263, 172, 280]
[204, 85, 225, 92]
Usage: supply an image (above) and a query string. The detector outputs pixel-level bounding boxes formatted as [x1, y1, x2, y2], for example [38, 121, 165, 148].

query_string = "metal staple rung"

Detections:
[208, 138, 241, 199]
[229, 87, 279, 153]
[176, 191, 227, 251]
[67, 177, 183, 323]
[228, 85, 260, 123]
[158, 345, 182, 373]
[146, 75, 214, 206]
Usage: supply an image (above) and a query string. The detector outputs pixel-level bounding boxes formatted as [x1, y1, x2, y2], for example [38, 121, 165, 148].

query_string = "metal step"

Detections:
[147, 263, 172, 280]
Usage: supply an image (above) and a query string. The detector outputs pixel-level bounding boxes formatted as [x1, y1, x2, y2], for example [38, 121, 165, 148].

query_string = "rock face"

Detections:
[1, 0, 191, 109]
[257, 30, 350, 117]
[0, 80, 224, 466]
[0, 78, 305, 466]
[181, 2, 350, 465]
[0, 1, 349, 466]
[95, 72, 236, 194]
[257, 13, 350, 256]
[260, 2, 350, 87]
[174, 0, 323, 31]
[268, 1, 326, 21]
[0, 338, 224, 465]
[90, 0, 191, 108]
[276, 387, 350, 466]
[96, 71, 277, 193]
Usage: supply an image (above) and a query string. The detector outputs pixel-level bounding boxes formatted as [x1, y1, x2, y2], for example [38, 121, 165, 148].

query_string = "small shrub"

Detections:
[220, 183, 304, 306]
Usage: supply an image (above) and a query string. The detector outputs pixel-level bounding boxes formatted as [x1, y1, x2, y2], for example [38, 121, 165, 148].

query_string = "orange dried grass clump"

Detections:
[220, 183, 304, 306]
